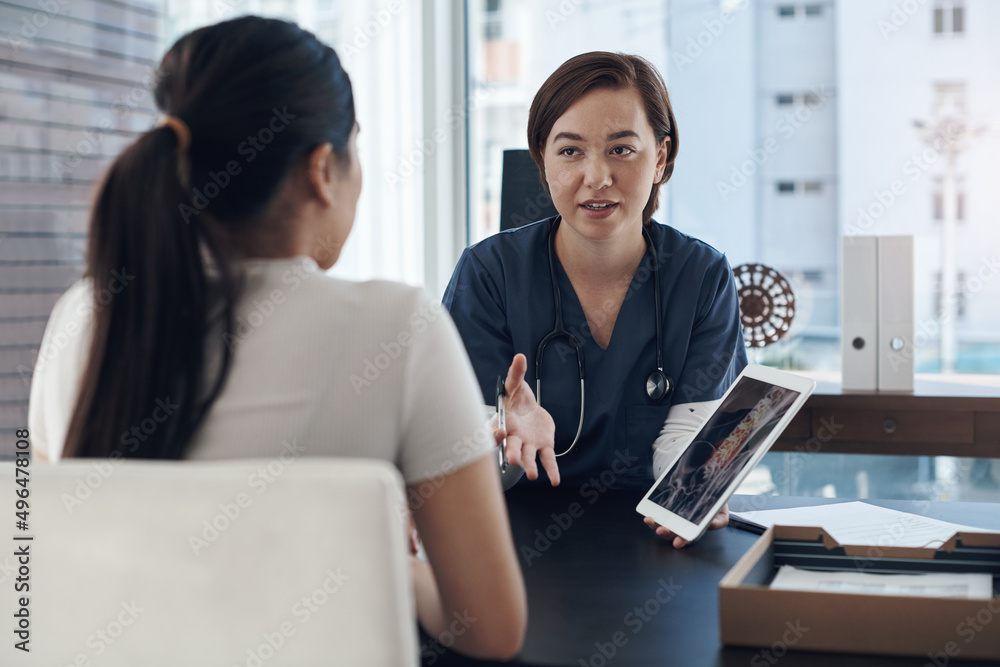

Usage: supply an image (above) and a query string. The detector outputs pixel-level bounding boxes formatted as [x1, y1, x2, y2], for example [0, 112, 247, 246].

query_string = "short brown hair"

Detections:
[526, 52, 679, 225]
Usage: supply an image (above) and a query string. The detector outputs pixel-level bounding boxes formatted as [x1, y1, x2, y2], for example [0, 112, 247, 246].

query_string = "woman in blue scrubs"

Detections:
[444, 52, 747, 542]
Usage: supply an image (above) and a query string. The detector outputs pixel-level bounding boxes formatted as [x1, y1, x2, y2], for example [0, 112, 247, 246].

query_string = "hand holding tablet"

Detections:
[636, 365, 816, 545]
[643, 505, 730, 548]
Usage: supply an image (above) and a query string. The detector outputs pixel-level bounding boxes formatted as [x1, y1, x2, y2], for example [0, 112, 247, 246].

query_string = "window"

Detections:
[934, 1, 965, 35]
[462, 1, 998, 380]
[933, 82, 966, 118]
[935, 271, 968, 319]
[165, 1, 434, 289]
[954, 3, 965, 33]
[777, 92, 822, 107]
[802, 269, 824, 283]
[775, 4, 824, 20]
[933, 190, 965, 221]
[485, 0, 503, 40]
[802, 91, 822, 106]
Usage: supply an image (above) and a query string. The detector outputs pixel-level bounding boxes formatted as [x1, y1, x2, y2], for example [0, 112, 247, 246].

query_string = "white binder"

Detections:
[841, 236, 878, 391]
[840, 235, 914, 392]
[877, 235, 915, 391]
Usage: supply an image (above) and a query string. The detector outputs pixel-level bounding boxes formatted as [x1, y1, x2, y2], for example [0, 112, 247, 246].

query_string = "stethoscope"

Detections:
[535, 216, 673, 457]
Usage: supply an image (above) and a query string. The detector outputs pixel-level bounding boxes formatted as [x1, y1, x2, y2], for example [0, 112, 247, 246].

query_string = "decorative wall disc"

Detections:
[733, 264, 796, 348]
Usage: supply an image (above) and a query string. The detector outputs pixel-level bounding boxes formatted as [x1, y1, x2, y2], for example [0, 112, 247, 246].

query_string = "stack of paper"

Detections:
[770, 565, 994, 600]
[730, 501, 999, 548]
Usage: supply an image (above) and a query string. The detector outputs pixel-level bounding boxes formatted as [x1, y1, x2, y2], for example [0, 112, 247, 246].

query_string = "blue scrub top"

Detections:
[442, 216, 748, 489]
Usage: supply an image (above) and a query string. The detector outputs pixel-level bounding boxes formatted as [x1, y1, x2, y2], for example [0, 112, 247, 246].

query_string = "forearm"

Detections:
[409, 456, 527, 661]
[411, 555, 523, 658]
[411, 556, 450, 641]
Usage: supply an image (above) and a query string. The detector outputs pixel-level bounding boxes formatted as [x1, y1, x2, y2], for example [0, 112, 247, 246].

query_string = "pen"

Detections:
[495, 375, 508, 473]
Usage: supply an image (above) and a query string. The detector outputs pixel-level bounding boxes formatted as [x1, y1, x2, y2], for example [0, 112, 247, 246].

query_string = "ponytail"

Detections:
[62, 16, 354, 459]
[63, 126, 238, 459]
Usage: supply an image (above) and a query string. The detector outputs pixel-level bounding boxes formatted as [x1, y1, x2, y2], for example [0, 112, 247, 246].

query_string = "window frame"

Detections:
[421, 0, 470, 297]
[933, 0, 966, 35]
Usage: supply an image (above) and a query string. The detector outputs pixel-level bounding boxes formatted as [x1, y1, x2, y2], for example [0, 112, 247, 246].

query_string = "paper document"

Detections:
[770, 565, 994, 600]
[731, 501, 999, 548]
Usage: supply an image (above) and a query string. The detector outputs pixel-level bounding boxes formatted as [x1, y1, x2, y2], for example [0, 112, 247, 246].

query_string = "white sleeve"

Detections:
[28, 280, 93, 463]
[651, 399, 721, 479]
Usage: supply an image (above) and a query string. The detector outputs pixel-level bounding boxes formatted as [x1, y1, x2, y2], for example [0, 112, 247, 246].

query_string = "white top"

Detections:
[28, 256, 494, 483]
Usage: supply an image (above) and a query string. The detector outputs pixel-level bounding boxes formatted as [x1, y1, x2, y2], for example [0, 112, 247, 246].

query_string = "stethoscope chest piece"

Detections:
[537, 216, 674, 457]
[646, 369, 672, 402]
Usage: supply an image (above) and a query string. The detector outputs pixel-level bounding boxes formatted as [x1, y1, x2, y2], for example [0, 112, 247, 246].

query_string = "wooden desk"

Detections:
[423, 489, 1000, 667]
[773, 375, 1000, 458]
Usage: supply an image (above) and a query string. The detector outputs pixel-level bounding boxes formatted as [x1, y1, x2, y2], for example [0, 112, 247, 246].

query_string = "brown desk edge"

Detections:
[772, 375, 1000, 458]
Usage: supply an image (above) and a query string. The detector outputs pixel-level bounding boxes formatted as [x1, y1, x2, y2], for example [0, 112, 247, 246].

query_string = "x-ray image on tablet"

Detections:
[650, 379, 799, 524]
[637, 366, 815, 541]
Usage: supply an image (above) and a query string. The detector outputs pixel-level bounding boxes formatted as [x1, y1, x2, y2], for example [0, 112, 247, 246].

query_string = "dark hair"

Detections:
[63, 16, 356, 459]
[526, 51, 679, 226]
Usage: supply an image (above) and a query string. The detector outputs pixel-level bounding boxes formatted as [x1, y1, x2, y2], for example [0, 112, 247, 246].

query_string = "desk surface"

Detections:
[427, 490, 1000, 667]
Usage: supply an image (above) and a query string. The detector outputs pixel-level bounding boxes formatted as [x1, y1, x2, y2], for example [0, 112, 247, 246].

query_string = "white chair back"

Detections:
[5, 458, 416, 666]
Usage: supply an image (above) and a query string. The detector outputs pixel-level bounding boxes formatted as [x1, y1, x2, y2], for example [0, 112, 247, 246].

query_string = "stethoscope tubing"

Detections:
[536, 217, 669, 458]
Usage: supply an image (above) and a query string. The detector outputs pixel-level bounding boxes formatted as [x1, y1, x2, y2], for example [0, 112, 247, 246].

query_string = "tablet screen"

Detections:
[647, 377, 801, 525]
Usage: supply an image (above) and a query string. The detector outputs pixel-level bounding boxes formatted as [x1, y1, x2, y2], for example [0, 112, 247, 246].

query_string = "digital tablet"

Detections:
[636, 364, 816, 542]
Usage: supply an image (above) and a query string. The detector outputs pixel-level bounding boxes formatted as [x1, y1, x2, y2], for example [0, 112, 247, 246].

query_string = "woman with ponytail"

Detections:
[28, 16, 527, 660]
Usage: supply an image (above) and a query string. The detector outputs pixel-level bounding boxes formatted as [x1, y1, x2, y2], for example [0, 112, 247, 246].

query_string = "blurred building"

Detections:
[668, 0, 838, 353]
[471, 0, 1000, 372]
[836, 0, 1000, 372]
[669, 0, 1000, 370]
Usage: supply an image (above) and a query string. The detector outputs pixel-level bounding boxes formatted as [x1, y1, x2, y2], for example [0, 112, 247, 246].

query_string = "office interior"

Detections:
[1, 1, 998, 665]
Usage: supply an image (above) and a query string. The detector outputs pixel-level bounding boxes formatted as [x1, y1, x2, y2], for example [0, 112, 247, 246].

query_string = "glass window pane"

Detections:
[953, 6, 965, 33]
[802, 270, 823, 283]
[173, 1, 427, 287]
[739, 453, 1000, 504]
[465, 1, 1000, 378]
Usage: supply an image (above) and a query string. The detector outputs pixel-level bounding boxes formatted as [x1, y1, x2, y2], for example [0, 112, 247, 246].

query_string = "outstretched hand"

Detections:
[643, 504, 730, 549]
[493, 353, 559, 485]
